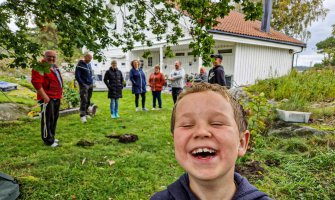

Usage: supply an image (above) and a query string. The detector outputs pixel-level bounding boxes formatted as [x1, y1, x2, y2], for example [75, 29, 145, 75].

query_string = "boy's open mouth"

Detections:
[191, 147, 217, 159]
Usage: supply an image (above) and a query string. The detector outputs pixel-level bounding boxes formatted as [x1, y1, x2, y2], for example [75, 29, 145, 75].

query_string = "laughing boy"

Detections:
[151, 83, 270, 200]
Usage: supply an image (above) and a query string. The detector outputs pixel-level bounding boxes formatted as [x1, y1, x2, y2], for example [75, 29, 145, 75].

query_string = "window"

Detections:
[187, 52, 194, 56]
[121, 62, 125, 66]
[148, 57, 152, 67]
[175, 52, 185, 56]
[218, 49, 233, 54]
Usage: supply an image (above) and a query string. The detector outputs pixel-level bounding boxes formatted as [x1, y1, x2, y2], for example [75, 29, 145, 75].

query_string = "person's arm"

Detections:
[31, 69, 50, 103]
[216, 69, 226, 86]
[171, 70, 184, 80]
[129, 69, 137, 86]
[161, 73, 166, 86]
[148, 74, 153, 87]
[75, 65, 84, 86]
[120, 71, 124, 88]
[103, 71, 111, 90]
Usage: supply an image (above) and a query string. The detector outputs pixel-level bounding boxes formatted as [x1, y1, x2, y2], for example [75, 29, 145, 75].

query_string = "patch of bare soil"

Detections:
[235, 161, 265, 180]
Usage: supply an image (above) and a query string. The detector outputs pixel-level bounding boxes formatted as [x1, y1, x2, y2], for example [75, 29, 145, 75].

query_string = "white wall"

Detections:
[234, 43, 293, 86]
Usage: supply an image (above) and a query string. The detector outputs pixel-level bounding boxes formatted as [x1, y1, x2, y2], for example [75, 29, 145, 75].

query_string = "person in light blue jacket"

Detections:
[129, 59, 147, 111]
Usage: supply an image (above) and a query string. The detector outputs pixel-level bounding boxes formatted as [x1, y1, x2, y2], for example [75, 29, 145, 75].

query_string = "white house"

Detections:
[95, 6, 305, 88]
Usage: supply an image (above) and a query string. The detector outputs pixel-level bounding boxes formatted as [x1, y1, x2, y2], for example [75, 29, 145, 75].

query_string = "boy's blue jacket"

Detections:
[75, 60, 93, 85]
[150, 172, 271, 200]
[129, 67, 146, 94]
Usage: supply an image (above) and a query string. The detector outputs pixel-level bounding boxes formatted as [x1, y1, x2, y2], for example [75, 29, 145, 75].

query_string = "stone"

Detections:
[0, 103, 29, 121]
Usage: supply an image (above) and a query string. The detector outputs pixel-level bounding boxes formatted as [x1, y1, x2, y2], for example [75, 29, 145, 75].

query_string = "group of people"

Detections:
[31, 51, 228, 147]
[31, 50, 270, 199]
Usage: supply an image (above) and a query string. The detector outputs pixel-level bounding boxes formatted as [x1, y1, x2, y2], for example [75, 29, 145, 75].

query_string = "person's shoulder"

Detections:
[150, 189, 172, 200]
[233, 172, 272, 200]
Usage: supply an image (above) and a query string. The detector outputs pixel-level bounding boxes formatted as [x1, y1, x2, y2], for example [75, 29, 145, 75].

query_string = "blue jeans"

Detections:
[110, 98, 119, 114]
[152, 91, 162, 108]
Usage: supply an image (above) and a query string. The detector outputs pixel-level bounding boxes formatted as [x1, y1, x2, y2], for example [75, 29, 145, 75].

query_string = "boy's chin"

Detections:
[187, 166, 235, 182]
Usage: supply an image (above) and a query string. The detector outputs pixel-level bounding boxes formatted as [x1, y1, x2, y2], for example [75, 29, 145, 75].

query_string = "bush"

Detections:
[62, 81, 79, 108]
[248, 68, 335, 104]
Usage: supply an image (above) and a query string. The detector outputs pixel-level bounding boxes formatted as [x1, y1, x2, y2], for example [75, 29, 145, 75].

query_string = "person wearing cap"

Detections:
[208, 54, 226, 86]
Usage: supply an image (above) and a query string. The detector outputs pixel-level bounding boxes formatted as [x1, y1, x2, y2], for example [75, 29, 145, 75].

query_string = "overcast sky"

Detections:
[297, 0, 335, 66]
[1, 0, 334, 67]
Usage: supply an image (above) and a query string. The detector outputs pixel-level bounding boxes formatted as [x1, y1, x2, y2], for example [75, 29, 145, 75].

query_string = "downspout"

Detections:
[291, 47, 304, 69]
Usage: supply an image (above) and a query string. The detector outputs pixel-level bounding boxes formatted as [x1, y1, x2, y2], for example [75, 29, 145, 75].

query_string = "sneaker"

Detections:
[135, 107, 139, 112]
[54, 139, 59, 143]
[157, 108, 162, 111]
[116, 113, 120, 118]
[151, 108, 156, 111]
[111, 114, 116, 119]
[142, 108, 148, 111]
[80, 116, 87, 123]
[85, 115, 92, 119]
[50, 142, 59, 148]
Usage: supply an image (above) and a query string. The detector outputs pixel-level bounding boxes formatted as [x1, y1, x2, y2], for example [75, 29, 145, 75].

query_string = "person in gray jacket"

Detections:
[169, 60, 185, 104]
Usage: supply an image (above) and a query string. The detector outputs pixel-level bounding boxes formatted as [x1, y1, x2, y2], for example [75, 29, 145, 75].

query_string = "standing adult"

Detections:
[208, 54, 226, 86]
[169, 60, 185, 104]
[31, 50, 63, 147]
[103, 60, 124, 118]
[149, 65, 166, 110]
[75, 53, 93, 123]
[129, 59, 148, 111]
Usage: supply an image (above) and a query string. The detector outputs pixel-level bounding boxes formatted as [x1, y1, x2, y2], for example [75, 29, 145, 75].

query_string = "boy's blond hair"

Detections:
[171, 83, 248, 134]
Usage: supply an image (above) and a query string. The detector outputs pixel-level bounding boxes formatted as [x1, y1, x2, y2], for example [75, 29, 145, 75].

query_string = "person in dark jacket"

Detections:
[129, 59, 148, 111]
[208, 54, 226, 86]
[104, 60, 124, 118]
[151, 83, 271, 200]
[31, 50, 63, 148]
[149, 65, 166, 110]
[75, 53, 94, 123]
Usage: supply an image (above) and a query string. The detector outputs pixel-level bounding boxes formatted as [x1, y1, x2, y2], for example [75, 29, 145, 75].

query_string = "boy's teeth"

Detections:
[192, 148, 216, 154]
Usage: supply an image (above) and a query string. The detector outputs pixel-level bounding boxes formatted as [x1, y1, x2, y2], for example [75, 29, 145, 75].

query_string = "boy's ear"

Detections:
[238, 130, 250, 157]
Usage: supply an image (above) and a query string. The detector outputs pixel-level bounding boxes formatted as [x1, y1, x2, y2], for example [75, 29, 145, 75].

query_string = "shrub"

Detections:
[63, 81, 79, 108]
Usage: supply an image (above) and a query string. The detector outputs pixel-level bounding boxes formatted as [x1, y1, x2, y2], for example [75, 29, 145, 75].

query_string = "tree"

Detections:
[272, 0, 327, 42]
[316, 26, 335, 66]
[0, 0, 262, 70]
[235, 0, 328, 42]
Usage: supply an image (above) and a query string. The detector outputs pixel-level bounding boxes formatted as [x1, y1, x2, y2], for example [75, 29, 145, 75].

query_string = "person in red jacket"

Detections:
[31, 50, 63, 147]
[149, 65, 166, 110]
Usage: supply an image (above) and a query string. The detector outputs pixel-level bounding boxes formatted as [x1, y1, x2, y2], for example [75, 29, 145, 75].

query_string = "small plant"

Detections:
[240, 92, 275, 149]
[63, 81, 79, 108]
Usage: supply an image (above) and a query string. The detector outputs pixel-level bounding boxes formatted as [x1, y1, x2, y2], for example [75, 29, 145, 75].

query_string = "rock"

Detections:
[269, 120, 328, 137]
[229, 87, 248, 101]
[0, 103, 29, 121]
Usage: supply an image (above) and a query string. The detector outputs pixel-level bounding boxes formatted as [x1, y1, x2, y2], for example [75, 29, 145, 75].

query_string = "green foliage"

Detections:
[62, 82, 80, 108]
[0, 0, 262, 69]
[271, 0, 327, 41]
[240, 92, 275, 148]
[316, 36, 335, 66]
[248, 68, 335, 106]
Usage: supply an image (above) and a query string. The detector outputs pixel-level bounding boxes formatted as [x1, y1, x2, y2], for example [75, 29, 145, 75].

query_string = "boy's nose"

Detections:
[193, 125, 212, 139]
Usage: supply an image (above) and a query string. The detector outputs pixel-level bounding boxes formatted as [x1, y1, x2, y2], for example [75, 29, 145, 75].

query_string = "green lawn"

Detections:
[1, 90, 334, 199]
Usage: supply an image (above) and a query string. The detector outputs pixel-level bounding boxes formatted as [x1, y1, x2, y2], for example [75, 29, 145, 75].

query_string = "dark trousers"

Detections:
[135, 93, 146, 108]
[79, 84, 93, 117]
[172, 87, 183, 104]
[40, 99, 60, 145]
[152, 91, 162, 108]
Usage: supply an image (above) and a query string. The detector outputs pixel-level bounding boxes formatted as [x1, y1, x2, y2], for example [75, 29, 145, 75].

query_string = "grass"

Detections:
[247, 68, 335, 111]
[1, 90, 335, 199]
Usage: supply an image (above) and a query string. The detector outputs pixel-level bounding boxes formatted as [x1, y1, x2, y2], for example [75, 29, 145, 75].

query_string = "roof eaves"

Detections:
[208, 29, 306, 48]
